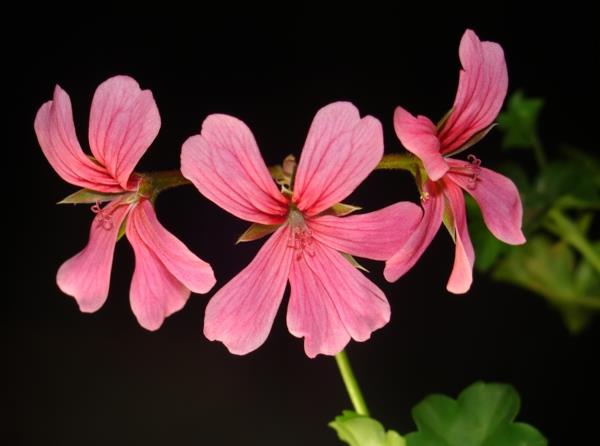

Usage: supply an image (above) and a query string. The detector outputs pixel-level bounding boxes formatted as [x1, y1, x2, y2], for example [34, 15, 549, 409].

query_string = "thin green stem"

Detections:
[335, 350, 369, 416]
[545, 208, 600, 274]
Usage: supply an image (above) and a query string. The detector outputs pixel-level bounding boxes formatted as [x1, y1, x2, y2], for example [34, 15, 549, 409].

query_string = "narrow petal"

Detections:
[204, 226, 293, 355]
[447, 160, 525, 244]
[443, 180, 475, 294]
[181, 114, 288, 225]
[287, 241, 390, 357]
[393, 106, 447, 181]
[384, 183, 445, 282]
[56, 201, 130, 312]
[308, 202, 422, 261]
[34, 85, 122, 192]
[293, 102, 384, 215]
[126, 217, 190, 331]
[439, 29, 508, 153]
[128, 199, 216, 294]
[88, 76, 161, 190]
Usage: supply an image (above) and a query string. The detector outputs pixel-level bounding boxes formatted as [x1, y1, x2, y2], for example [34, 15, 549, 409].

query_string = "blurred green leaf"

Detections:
[330, 411, 405, 446]
[497, 91, 544, 150]
[405, 382, 547, 446]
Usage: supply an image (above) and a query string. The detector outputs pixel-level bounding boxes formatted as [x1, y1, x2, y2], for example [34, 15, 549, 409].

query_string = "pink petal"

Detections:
[438, 29, 508, 154]
[308, 202, 422, 261]
[88, 76, 161, 190]
[384, 182, 445, 282]
[446, 159, 525, 244]
[181, 114, 288, 225]
[293, 102, 384, 215]
[34, 85, 123, 192]
[443, 179, 475, 294]
[126, 216, 190, 331]
[393, 106, 448, 181]
[56, 200, 130, 312]
[128, 199, 216, 294]
[287, 241, 390, 358]
[204, 226, 293, 355]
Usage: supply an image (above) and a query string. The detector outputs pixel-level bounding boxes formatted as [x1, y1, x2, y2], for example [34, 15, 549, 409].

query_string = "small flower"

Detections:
[181, 102, 422, 357]
[385, 29, 526, 293]
[35, 75, 215, 329]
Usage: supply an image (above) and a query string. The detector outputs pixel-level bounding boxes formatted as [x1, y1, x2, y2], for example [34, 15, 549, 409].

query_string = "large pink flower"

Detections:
[385, 29, 525, 293]
[35, 75, 216, 329]
[181, 102, 422, 357]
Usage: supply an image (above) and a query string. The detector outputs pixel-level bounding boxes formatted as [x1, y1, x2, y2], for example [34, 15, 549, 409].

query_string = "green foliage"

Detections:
[497, 91, 544, 150]
[330, 411, 406, 446]
[404, 382, 547, 446]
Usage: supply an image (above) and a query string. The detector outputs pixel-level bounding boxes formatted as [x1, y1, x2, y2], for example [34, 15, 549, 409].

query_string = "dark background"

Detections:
[6, 6, 598, 445]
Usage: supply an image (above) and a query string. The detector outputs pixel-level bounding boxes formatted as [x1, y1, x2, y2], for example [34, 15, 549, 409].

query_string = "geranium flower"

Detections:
[385, 29, 525, 293]
[35, 75, 215, 329]
[181, 102, 421, 357]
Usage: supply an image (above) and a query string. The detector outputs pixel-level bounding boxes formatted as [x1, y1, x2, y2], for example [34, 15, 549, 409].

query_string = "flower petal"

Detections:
[293, 102, 384, 215]
[204, 226, 293, 355]
[128, 199, 216, 294]
[393, 106, 447, 181]
[126, 217, 190, 331]
[56, 201, 130, 312]
[384, 183, 445, 282]
[443, 179, 475, 294]
[181, 114, 288, 225]
[34, 85, 122, 192]
[447, 160, 525, 244]
[308, 202, 422, 261]
[287, 241, 390, 357]
[88, 76, 161, 190]
[439, 29, 508, 154]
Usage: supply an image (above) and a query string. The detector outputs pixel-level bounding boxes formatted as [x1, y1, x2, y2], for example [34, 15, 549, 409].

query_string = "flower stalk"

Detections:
[335, 350, 370, 416]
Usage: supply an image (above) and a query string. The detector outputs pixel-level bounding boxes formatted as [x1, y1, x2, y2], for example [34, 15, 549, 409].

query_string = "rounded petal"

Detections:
[126, 217, 190, 331]
[443, 180, 475, 294]
[181, 114, 288, 225]
[293, 102, 384, 215]
[204, 226, 293, 355]
[34, 85, 122, 192]
[128, 199, 216, 294]
[88, 75, 161, 190]
[56, 201, 130, 312]
[384, 182, 445, 282]
[309, 202, 423, 261]
[439, 29, 508, 154]
[393, 106, 447, 181]
[446, 160, 525, 245]
[287, 241, 390, 358]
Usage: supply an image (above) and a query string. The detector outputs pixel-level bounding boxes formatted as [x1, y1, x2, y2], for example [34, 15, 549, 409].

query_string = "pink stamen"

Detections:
[91, 201, 113, 230]
[450, 155, 482, 189]
[288, 209, 315, 260]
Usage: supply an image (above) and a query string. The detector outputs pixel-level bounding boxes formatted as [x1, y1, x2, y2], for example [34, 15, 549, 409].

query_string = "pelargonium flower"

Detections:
[181, 102, 422, 357]
[385, 29, 525, 293]
[35, 75, 215, 329]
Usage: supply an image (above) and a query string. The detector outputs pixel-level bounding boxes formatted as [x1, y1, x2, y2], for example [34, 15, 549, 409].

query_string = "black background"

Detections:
[6, 6, 599, 445]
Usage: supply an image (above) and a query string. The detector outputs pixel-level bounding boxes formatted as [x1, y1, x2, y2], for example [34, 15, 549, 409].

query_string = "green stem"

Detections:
[335, 350, 369, 416]
[139, 170, 191, 201]
[376, 153, 419, 175]
[545, 208, 600, 274]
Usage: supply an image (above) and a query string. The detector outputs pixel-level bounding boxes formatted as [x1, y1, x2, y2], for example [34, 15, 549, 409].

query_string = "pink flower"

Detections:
[35, 75, 216, 329]
[181, 102, 422, 357]
[385, 29, 526, 293]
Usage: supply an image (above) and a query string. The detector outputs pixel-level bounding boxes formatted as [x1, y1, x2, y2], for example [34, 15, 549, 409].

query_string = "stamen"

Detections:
[466, 154, 482, 189]
[91, 201, 113, 230]
[288, 209, 315, 260]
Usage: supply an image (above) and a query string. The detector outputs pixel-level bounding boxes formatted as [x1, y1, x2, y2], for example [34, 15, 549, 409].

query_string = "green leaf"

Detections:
[236, 223, 279, 244]
[497, 91, 544, 150]
[405, 382, 547, 446]
[330, 411, 406, 446]
[58, 188, 126, 204]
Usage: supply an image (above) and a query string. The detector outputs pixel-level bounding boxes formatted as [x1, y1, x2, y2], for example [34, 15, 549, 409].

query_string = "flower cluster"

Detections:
[35, 29, 524, 357]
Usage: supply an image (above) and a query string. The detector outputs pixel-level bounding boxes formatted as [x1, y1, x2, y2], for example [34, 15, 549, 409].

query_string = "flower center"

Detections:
[287, 209, 315, 260]
[450, 154, 482, 189]
[91, 201, 114, 230]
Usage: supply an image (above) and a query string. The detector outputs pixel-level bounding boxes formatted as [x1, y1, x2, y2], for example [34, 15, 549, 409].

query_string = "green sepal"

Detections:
[236, 223, 280, 244]
[342, 253, 369, 272]
[58, 189, 126, 205]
